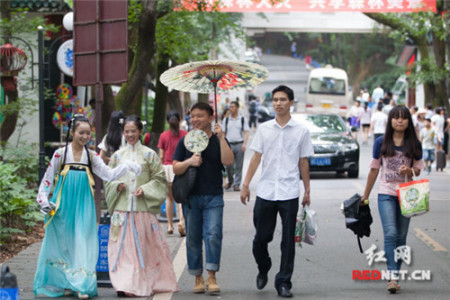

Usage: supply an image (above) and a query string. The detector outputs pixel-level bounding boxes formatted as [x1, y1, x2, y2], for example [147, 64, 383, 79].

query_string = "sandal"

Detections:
[178, 224, 186, 237]
[387, 280, 398, 294]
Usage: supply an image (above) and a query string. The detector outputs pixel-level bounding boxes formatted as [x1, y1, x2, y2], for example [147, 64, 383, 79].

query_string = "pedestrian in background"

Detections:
[382, 98, 395, 115]
[420, 117, 438, 174]
[431, 107, 445, 152]
[290, 41, 297, 58]
[347, 100, 363, 140]
[362, 106, 424, 294]
[98, 111, 126, 164]
[105, 115, 178, 297]
[223, 101, 249, 191]
[241, 85, 314, 298]
[158, 111, 187, 236]
[371, 84, 384, 103]
[370, 103, 387, 141]
[34, 115, 140, 299]
[173, 102, 234, 295]
[359, 101, 372, 145]
[248, 96, 259, 130]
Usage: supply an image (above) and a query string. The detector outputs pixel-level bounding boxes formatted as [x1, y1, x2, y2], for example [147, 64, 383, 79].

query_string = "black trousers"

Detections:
[252, 196, 299, 289]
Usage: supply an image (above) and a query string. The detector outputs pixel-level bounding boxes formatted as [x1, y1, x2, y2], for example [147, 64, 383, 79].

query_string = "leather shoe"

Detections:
[276, 285, 293, 298]
[256, 273, 268, 290]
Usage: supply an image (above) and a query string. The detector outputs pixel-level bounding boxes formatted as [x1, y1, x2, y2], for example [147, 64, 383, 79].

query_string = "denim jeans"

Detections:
[226, 143, 244, 187]
[378, 194, 411, 278]
[183, 195, 224, 276]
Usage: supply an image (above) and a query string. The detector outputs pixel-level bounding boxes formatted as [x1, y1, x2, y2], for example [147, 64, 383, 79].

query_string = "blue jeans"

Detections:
[423, 149, 435, 162]
[183, 195, 224, 276]
[378, 194, 411, 277]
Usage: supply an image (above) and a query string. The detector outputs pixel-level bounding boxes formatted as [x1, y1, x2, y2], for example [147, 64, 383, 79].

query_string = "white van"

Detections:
[305, 65, 352, 116]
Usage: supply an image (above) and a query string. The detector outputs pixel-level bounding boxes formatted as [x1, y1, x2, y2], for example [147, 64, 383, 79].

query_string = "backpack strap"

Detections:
[225, 116, 229, 134]
[241, 116, 244, 134]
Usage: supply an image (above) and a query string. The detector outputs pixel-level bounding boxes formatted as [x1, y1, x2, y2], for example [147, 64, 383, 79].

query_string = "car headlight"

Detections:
[341, 143, 359, 152]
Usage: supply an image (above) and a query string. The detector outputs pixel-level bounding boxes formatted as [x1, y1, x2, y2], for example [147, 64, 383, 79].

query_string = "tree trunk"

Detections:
[0, 89, 19, 145]
[149, 52, 170, 151]
[114, 0, 157, 115]
[167, 90, 182, 114]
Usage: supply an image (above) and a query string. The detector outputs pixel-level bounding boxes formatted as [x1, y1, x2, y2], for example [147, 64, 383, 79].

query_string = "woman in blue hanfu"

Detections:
[34, 115, 141, 299]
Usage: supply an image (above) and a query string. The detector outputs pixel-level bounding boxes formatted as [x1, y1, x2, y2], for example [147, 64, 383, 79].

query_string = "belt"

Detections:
[229, 141, 244, 145]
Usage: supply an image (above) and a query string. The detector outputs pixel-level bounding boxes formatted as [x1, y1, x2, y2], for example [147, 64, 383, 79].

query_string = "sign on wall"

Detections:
[180, 0, 437, 13]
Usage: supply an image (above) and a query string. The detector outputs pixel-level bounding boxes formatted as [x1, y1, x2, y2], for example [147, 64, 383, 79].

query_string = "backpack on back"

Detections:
[249, 101, 257, 114]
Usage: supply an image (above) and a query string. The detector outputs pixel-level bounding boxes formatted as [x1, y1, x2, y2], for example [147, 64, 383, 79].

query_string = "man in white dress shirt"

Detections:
[240, 85, 314, 298]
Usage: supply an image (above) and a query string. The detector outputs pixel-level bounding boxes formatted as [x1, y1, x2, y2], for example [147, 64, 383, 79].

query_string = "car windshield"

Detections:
[309, 77, 346, 95]
[294, 114, 347, 133]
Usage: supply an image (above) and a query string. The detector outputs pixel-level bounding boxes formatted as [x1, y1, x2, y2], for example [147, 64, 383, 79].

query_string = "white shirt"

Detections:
[431, 114, 445, 138]
[250, 118, 314, 201]
[371, 111, 387, 134]
[371, 87, 384, 102]
[420, 127, 437, 150]
[98, 134, 127, 156]
[224, 115, 249, 143]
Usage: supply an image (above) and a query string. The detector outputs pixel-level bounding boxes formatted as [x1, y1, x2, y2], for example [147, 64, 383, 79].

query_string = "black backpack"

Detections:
[343, 193, 373, 253]
[249, 101, 257, 114]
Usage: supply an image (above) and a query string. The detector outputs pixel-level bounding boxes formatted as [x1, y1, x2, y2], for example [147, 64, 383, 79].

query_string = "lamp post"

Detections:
[37, 26, 46, 182]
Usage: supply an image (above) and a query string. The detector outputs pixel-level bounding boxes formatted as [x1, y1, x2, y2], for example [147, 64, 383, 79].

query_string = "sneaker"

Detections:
[206, 276, 221, 294]
[193, 276, 205, 293]
[77, 292, 89, 299]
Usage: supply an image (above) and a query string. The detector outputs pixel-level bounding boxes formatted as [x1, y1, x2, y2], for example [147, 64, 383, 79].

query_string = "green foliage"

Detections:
[156, 2, 245, 64]
[0, 145, 41, 243]
[0, 9, 58, 38]
[141, 96, 155, 131]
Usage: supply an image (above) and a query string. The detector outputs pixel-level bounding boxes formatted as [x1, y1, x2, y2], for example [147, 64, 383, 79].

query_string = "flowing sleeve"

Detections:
[104, 153, 123, 214]
[91, 151, 134, 181]
[36, 149, 62, 207]
[140, 151, 167, 208]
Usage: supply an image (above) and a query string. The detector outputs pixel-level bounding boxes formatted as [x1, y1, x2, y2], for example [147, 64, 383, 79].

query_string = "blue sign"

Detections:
[96, 224, 110, 272]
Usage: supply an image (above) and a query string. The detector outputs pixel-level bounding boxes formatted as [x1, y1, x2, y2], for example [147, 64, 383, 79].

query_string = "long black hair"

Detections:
[166, 111, 181, 135]
[381, 106, 422, 159]
[106, 111, 125, 153]
[62, 114, 93, 173]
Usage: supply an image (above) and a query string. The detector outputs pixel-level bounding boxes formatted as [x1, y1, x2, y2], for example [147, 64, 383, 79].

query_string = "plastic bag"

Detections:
[295, 206, 318, 247]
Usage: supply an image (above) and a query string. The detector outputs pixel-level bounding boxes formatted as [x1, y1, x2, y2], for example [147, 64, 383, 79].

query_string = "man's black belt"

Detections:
[229, 141, 244, 145]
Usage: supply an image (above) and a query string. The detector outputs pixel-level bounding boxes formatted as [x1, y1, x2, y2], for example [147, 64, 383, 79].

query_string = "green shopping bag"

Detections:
[396, 176, 430, 218]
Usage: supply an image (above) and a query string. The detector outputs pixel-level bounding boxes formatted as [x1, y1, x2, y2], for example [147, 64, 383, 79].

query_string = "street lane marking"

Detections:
[413, 228, 448, 252]
[153, 238, 187, 300]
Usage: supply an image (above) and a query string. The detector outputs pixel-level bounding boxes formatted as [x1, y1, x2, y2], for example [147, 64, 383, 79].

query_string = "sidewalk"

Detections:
[2, 216, 186, 300]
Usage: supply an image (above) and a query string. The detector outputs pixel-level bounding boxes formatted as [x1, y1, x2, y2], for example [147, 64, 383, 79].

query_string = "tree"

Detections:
[365, 0, 450, 110]
[0, 7, 57, 145]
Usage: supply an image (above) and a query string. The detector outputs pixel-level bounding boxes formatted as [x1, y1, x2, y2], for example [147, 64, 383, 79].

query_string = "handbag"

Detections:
[172, 167, 197, 204]
[396, 169, 429, 217]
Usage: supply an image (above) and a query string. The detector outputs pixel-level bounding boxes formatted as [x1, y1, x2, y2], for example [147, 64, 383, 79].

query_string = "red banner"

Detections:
[180, 0, 436, 13]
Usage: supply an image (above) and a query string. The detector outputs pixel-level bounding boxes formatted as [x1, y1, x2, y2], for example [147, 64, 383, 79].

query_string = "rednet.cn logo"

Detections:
[352, 244, 431, 281]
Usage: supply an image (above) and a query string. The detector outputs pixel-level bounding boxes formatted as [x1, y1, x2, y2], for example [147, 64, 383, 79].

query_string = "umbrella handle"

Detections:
[213, 81, 218, 124]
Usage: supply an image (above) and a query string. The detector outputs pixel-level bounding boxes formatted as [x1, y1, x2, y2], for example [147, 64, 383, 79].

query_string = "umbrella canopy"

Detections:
[343, 193, 373, 253]
[160, 60, 269, 94]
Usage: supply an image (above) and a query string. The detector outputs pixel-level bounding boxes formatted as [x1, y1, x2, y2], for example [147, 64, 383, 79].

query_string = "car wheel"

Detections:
[348, 167, 359, 178]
